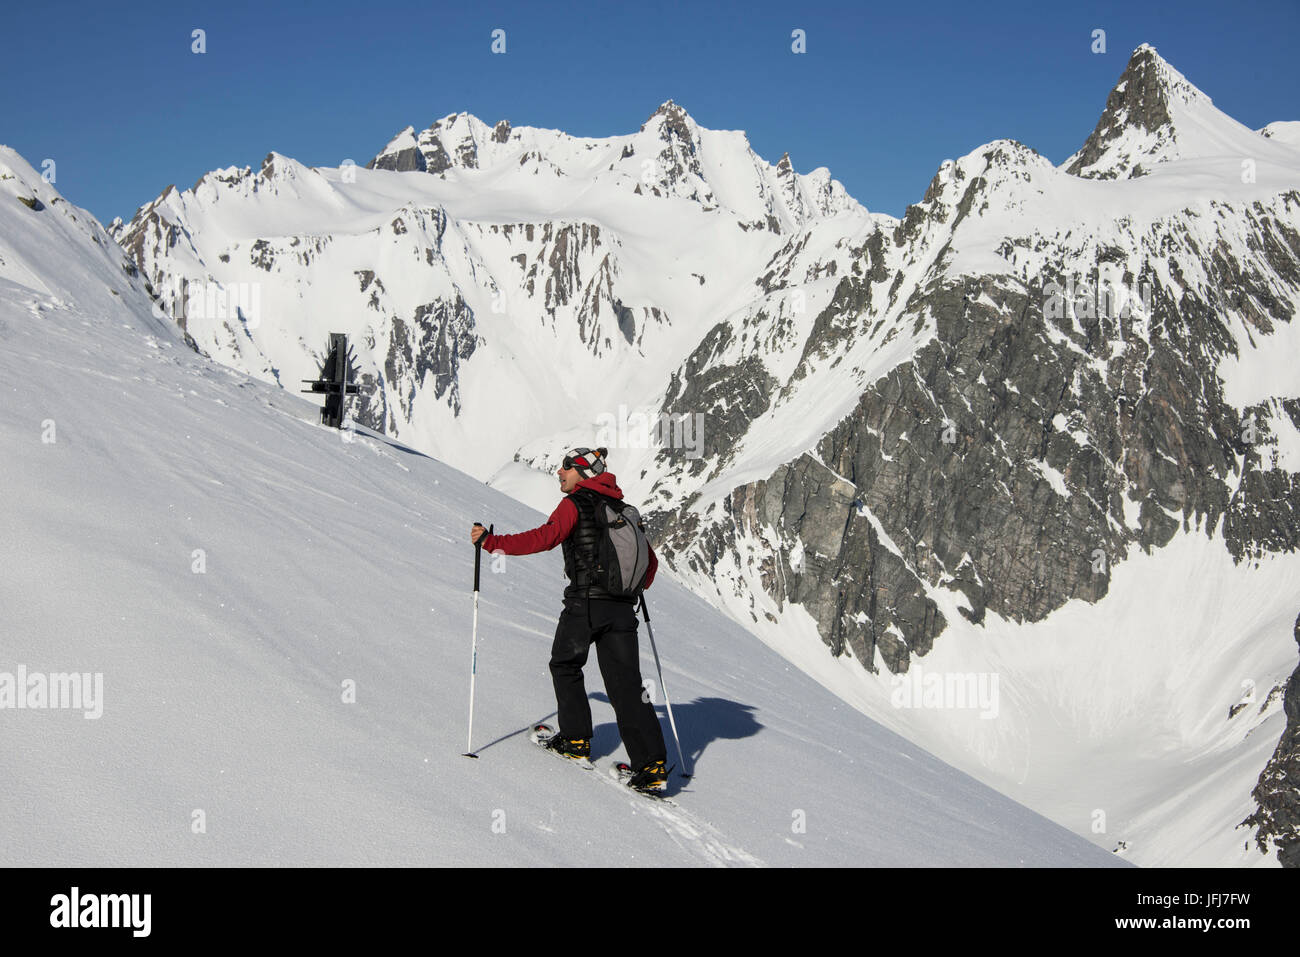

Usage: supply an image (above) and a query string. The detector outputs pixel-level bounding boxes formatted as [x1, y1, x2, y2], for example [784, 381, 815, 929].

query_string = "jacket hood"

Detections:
[574, 471, 623, 499]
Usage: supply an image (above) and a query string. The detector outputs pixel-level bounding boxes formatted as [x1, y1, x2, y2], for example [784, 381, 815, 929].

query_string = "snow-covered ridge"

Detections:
[366, 100, 867, 231]
[1, 146, 182, 349]
[1259, 121, 1300, 149]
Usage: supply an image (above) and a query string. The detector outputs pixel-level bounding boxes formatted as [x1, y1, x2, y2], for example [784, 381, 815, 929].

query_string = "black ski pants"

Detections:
[550, 595, 667, 770]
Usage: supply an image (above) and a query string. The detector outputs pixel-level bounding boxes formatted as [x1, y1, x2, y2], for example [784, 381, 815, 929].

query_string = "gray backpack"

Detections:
[576, 491, 651, 597]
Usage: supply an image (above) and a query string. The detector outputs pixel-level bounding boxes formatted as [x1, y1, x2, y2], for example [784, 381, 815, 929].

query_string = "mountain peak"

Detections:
[365, 112, 496, 174]
[260, 151, 308, 181]
[1124, 44, 1210, 109]
[1071, 44, 1211, 180]
[1064, 44, 1221, 180]
[1065, 45, 1300, 182]
[639, 99, 700, 140]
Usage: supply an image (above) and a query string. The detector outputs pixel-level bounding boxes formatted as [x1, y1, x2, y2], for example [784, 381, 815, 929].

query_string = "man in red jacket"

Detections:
[471, 447, 669, 792]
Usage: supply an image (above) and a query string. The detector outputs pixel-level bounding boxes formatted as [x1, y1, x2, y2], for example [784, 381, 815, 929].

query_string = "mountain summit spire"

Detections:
[1060, 43, 1285, 180]
[1065, 45, 1210, 179]
[639, 99, 699, 143]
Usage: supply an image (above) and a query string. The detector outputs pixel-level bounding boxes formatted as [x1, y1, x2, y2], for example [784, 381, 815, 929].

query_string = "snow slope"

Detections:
[0, 156, 1121, 866]
[672, 513, 1300, 868]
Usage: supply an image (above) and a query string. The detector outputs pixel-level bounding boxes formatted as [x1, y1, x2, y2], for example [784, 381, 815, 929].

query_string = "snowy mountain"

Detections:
[0, 149, 1120, 866]
[366, 101, 863, 230]
[1065, 44, 1300, 180]
[640, 47, 1300, 867]
[98, 44, 1300, 867]
[108, 101, 868, 481]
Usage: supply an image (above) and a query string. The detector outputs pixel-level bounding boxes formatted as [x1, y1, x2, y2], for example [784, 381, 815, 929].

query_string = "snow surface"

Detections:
[0, 155, 1121, 867]
[1259, 121, 1300, 150]
[1217, 307, 1300, 410]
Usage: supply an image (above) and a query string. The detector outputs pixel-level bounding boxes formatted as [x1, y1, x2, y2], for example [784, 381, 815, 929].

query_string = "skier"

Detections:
[470, 447, 669, 793]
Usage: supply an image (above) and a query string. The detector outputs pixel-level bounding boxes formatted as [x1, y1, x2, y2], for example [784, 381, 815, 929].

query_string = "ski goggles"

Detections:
[562, 450, 595, 471]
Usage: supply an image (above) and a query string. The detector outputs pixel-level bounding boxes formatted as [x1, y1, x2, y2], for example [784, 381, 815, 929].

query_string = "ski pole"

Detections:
[639, 594, 691, 778]
[464, 523, 492, 758]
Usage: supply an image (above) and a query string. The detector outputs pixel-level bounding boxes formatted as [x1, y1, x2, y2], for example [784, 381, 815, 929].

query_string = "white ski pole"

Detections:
[639, 594, 691, 778]
[464, 523, 492, 758]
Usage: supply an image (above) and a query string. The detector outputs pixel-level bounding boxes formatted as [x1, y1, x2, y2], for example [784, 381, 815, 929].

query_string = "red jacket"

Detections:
[482, 471, 658, 589]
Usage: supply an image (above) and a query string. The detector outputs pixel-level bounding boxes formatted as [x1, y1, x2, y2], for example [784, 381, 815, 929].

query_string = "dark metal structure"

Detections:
[301, 332, 360, 428]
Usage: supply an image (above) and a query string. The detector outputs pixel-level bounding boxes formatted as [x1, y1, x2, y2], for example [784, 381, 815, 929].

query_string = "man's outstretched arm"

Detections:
[475, 499, 578, 555]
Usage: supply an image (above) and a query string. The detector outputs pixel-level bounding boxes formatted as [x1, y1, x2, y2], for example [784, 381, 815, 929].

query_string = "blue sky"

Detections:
[2, 0, 1297, 225]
